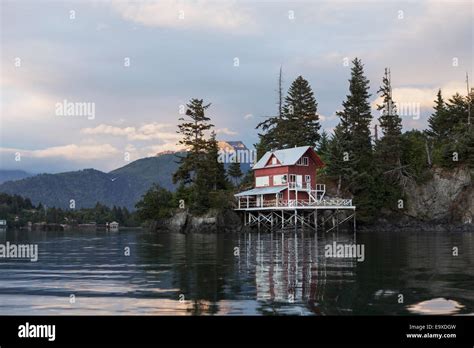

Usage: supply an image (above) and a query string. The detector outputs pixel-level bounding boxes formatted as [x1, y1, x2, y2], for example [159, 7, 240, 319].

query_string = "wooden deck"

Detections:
[235, 198, 355, 211]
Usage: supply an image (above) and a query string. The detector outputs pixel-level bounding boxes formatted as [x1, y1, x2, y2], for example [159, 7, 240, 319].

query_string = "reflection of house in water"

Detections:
[245, 232, 357, 314]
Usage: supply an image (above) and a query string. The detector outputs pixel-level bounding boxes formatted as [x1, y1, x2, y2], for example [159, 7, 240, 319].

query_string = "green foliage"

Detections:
[400, 130, 432, 182]
[135, 184, 174, 220]
[426, 89, 449, 139]
[0, 193, 138, 228]
[208, 190, 234, 211]
[336, 58, 373, 174]
[325, 126, 356, 195]
[172, 99, 229, 215]
[227, 160, 243, 186]
[426, 91, 473, 168]
[255, 75, 321, 155]
[375, 68, 403, 172]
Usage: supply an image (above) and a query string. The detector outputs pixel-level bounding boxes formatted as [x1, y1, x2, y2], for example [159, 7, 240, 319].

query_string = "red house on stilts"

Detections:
[234, 146, 356, 230]
[235, 146, 327, 209]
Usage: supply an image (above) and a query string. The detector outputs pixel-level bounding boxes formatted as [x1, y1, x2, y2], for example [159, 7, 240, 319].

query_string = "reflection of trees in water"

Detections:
[137, 232, 240, 315]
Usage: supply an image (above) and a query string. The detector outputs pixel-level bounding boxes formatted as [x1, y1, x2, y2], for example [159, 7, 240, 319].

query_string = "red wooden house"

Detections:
[235, 146, 326, 209]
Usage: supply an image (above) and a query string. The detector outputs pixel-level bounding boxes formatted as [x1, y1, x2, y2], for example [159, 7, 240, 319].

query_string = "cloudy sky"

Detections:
[1, 0, 472, 173]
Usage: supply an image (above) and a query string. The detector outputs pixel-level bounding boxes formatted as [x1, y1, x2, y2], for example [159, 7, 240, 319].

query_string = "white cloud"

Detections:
[244, 113, 254, 120]
[0, 144, 120, 161]
[215, 127, 237, 136]
[109, 0, 256, 33]
[81, 123, 181, 141]
[371, 81, 468, 110]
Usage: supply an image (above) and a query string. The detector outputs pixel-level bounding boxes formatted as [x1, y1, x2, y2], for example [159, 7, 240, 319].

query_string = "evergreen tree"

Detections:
[204, 131, 228, 191]
[426, 89, 448, 139]
[326, 126, 356, 196]
[173, 98, 214, 185]
[281, 75, 321, 147]
[375, 68, 403, 172]
[228, 160, 243, 186]
[173, 100, 229, 213]
[317, 130, 330, 156]
[333, 58, 377, 222]
[255, 74, 321, 157]
[135, 184, 174, 220]
[336, 58, 373, 173]
[430, 92, 473, 168]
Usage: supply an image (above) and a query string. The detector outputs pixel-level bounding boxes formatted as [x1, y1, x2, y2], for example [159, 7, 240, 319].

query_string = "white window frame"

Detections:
[297, 156, 309, 166]
[273, 174, 288, 185]
[305, 175, 311, 183]
[271, 157, 278, 165]
[255, 176, 270, 187]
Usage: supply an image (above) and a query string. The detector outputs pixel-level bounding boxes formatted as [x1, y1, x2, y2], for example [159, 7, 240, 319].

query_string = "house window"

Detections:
[289, 174, 296, 182]
[305, 175, 311, 183]
[271, 157, 277, 165]
[273, 174, 288, 185]
[297, 156, 309, 166]
[256, 176, 269, 187]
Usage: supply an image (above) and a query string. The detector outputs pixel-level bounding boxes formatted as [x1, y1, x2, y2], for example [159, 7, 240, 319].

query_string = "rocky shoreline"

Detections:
[148, 165, 473, 234]
[149, 209, 247, 234]
[148, 209, 473, 234]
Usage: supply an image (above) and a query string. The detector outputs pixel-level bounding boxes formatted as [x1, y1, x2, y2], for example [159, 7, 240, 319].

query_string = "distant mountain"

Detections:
[0, 143, 252, 210]
[0, 170, 33, 184]
[0, 153, 181, 210]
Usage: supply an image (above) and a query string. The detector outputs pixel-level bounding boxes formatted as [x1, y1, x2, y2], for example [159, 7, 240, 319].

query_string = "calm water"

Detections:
[0, 228, 472, 315]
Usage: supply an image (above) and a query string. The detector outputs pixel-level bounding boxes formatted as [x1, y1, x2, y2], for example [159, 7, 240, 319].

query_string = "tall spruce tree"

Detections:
[173, 99, 228, 212]
[336, 58, 373, 173]
[376, 68, 403, 172]
[426, 89, 448, 139]
[334, 58, 377, 222]
[204, 131, 228, 191]
[255, 74, 321, 158]
[173, 98, 214, 185]
[281, 75, 321, 147]
[317, 130, 330, 156]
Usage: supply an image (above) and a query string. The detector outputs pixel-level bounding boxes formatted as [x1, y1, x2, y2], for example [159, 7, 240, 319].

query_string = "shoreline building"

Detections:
[234, 146, 356, 231]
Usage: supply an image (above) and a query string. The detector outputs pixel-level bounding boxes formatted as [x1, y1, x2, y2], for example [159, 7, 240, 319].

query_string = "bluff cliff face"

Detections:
[404, 166, 473, 225]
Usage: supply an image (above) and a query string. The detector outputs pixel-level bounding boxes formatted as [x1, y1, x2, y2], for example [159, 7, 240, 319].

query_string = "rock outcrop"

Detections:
[153, 209, 244, 234]
[404, 165, 473, 225]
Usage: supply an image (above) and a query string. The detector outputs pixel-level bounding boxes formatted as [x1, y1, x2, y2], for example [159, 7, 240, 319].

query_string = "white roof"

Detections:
[252, 146, 311, 170]
[234, 186, 286, 197]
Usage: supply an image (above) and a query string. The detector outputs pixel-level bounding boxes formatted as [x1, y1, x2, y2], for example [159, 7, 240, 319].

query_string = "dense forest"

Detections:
[136, 58, 473, 224]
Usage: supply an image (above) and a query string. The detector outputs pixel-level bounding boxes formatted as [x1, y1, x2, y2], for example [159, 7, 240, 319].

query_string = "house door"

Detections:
[296, 175, 303, 189]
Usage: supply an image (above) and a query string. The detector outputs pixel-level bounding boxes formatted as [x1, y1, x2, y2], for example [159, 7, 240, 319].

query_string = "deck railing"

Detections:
[237, 197, 353, 209]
